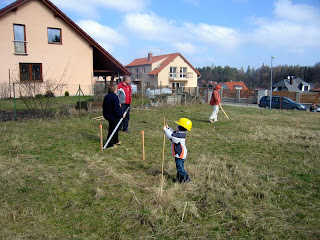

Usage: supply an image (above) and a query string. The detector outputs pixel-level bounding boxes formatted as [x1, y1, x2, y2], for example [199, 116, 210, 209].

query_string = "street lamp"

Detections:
[270, 56, 275, 109]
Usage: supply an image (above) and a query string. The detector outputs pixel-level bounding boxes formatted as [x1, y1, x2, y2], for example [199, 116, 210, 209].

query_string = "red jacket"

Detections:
[117, 82, 132, 104]
[210, 90, 221, 106]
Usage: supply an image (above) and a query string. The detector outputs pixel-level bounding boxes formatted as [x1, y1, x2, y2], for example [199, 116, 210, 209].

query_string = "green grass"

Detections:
[0, 104, 319, 239]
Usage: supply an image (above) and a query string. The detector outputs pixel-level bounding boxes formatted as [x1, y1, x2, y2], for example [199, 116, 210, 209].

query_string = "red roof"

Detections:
[126, 53, 201, 77]
[222, 81, 249, 90]
[310, 88, 320, 92]
[0, 0, 130, 76]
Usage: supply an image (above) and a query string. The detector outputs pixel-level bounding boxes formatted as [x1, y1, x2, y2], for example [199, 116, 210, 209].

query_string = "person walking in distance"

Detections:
[209, 85, 221, 123]
[117, 76, 132, 133]
[103, 84, 126, 149]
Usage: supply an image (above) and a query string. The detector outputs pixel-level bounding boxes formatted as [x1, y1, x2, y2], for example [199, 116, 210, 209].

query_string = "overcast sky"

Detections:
[1, 0, 320, 69]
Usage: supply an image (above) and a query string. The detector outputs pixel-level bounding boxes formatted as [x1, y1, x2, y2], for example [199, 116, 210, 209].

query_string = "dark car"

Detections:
[259, 96, 307, 110]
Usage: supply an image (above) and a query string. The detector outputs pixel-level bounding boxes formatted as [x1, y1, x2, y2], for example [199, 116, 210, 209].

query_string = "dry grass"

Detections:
[0, 104, 319, 239]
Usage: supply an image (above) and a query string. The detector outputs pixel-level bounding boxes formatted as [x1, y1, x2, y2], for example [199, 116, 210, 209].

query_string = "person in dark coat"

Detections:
[103, 84, 126, 149]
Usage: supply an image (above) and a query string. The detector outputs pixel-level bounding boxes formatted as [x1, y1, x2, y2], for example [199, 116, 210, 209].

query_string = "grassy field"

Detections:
[0, 104, 319, 239]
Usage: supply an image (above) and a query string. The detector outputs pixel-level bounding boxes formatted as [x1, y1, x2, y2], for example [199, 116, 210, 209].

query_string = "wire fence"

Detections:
[1, 81, 319, 121]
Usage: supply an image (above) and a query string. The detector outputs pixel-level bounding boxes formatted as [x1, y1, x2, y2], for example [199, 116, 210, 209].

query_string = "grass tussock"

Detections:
[0, 104, 319, 239]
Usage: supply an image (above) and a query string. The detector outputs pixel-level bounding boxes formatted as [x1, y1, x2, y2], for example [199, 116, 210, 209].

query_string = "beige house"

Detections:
[0, 0, 129, 96]
[126, 53, 201, 89]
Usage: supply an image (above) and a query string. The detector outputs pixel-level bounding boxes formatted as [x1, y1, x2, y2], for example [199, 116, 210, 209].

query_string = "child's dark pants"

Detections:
[175, 158, 190, 182]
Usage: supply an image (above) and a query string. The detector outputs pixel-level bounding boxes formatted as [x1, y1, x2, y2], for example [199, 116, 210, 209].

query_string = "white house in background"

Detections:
[125, 53, 201, 89]
[273, 76, 314, 92]
[0, 0, 129, 96]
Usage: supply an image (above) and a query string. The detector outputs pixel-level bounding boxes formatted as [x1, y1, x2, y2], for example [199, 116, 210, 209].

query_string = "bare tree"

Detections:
[12, 62, 70, 114]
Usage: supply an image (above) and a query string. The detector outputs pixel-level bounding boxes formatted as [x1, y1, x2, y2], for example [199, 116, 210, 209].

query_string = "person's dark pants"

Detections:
[106, 119, 119, 148]
[120, 104, 130, 131]
[175, 158, 190, 182]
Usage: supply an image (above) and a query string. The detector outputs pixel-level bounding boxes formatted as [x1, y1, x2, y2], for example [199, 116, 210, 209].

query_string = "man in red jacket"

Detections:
[117, 76, 132, 133]
[209, 85, 221, 123]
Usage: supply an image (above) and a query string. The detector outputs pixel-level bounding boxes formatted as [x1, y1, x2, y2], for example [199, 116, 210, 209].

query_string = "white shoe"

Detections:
[209, 119, 214, 123]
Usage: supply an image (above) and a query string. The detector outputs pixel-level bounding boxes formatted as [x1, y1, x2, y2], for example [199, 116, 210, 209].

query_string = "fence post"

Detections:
[185, 93, 187, 105]
[13, 83, 17, 120]
[9, 69, 12, 98]
[255, 89, 259, 104]
[236, 89, 240, 103]
[79, 85, 81, 113]
[220, 87, 223, 103]
[296, 91, 301, 103]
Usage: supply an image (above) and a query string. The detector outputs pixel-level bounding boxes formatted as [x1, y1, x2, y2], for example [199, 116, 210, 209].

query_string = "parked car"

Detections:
[259, 96, 307, 110]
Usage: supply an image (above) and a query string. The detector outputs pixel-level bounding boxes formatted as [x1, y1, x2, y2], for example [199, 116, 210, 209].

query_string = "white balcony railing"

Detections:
[169, 72, 193, 80]
[13, 40, 27, 54]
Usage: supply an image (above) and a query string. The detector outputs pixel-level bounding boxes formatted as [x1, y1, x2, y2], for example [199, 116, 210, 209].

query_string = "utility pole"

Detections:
[270, 56, 275, 109]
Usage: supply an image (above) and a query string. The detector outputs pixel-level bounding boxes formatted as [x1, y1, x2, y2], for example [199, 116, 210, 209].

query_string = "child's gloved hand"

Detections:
[163, 124, 168, 130]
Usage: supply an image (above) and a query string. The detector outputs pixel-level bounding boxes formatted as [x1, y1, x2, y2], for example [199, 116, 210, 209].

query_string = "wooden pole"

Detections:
[219, 105, 229, 120]
[160, 116, 166, 194]
[92, 115, 104, 120]
[141, 130, 145, 160]
[100, 124, 103, 151]
[181, 202, 187, 222]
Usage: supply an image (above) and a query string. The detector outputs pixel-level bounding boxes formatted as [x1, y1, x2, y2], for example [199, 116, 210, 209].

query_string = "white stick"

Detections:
[103, 107, 130, 150]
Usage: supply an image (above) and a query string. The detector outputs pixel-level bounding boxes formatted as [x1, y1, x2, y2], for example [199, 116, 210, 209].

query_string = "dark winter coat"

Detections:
[103, 92, 122, 121]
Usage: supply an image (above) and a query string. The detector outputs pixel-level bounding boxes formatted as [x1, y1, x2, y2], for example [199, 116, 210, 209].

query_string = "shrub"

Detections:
[64, 91, 69, 96]
[45, 90, 55, 98]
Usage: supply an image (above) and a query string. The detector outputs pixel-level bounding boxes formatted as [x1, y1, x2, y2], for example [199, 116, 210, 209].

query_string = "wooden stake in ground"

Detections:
[100, 124, 103, 151]
[160, 116, 166, 195]
[181, 202, 188, 222]
[141, 130, 145, 160]
[220, 105, 229, 120]
[92, 115, 104, 120]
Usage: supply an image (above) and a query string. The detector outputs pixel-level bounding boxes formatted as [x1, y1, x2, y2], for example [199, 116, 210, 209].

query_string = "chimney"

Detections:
[148, 52, 152, 61]
[290, 76, 293, 85]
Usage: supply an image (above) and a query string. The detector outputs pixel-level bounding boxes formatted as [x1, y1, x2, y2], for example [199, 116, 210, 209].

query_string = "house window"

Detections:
[19, 63, 42, 81]
[135, 68, 140, 79]
[48, 28, 61, 44]
[303, 85, 309, 91]
[170, 67, 177, 78]
[143, 68, 146, 74]
[13, 24, 27, 54]
[172, 82, 184, 88]
[180, 67, 187, 78]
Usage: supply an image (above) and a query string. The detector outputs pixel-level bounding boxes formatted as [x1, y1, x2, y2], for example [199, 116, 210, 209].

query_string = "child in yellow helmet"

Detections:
[163, 118, 192, 182]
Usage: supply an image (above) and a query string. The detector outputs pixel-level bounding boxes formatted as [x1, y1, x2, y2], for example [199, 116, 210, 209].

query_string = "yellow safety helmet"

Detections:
[175, 118, 192, 131]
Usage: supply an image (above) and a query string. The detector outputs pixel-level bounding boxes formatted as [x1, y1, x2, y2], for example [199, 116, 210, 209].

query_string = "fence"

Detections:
[2, 81, 319, 120]
[0, 83, 92, 121]
[273, 91, 320, 104]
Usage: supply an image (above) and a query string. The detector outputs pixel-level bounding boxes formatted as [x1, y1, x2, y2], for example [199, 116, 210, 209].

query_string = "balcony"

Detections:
[13, 40, 27, 54]
[169, 72, 193, 81]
